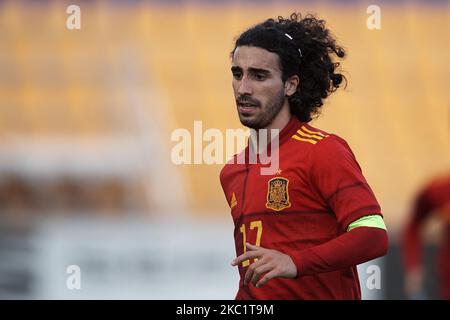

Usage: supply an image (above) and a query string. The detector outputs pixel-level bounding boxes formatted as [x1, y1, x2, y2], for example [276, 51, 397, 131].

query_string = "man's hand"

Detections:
[231, 243, 298, 288]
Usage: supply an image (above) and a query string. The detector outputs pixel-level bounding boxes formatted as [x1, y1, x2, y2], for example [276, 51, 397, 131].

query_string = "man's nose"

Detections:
[237, 77, 253, 96]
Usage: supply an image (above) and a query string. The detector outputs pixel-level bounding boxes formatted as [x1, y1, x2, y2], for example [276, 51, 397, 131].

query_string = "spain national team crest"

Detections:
[266, 177, 291, 211]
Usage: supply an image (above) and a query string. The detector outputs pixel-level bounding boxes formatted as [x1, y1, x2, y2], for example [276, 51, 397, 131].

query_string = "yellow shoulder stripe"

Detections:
[301, 126, 328, 137]
[296, 129, 323, 140]
[291, 135, 317, 144]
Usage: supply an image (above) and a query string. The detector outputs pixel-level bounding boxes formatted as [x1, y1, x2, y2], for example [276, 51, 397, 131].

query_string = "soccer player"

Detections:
[402, 174, 450, 299]
[220, 13, 388, 299]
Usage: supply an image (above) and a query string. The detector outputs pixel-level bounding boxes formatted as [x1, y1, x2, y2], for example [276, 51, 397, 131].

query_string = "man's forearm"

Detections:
[291, 226, 388, 277]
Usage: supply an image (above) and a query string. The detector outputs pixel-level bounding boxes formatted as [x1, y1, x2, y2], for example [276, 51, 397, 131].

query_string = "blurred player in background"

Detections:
[220, 13, 388, 300]
[402, 173, 450, 299]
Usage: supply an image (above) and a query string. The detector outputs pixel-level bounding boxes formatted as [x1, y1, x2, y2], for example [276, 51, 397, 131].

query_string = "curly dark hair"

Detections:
[232, 13, 346, 122]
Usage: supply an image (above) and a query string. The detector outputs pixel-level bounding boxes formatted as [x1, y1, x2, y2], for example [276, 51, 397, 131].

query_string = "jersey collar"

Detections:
[244, 115, 304, 165]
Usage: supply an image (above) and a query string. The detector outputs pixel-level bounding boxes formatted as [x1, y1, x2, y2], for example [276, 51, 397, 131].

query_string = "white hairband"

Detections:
[284, 33, 303, 57]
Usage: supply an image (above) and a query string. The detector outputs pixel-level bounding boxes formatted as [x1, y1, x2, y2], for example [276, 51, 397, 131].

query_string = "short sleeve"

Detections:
[308, 135, 382, 231]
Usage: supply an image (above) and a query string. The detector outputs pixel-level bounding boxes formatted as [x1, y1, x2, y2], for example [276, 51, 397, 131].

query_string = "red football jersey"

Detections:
[220, 116, 382, 299]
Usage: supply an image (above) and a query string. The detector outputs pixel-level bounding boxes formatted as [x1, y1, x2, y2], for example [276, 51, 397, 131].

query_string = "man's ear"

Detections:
[285, 75, 300, 97]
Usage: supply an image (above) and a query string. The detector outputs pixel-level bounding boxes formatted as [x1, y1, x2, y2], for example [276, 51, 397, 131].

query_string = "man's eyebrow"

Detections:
[248, 67, 271, 75]
[231, 66, 272, 75]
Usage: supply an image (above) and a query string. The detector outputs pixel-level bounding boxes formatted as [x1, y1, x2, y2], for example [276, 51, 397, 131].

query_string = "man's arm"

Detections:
[232, 215, 388, 287]
[292, 216, 388, 276]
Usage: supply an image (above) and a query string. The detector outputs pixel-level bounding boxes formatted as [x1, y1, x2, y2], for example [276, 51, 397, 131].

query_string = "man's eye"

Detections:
[233, 72, 242, 80]
[255, 74, 266, 81]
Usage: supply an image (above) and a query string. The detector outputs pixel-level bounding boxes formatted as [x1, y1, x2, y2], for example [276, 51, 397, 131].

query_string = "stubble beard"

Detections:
[238, 89, 286, 130]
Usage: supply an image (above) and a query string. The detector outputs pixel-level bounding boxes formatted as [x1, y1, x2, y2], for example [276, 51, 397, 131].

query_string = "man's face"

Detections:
[231, 46, 286, 129]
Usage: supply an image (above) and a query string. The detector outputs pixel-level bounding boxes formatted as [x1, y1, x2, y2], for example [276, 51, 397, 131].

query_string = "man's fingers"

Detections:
[243, 258, 266, 285]
[246, 242, 262, 251]
[251, 263, 273, 287]
[255, 269, 279, 288]
[231, 249, 261, 266]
